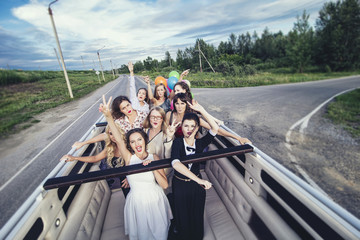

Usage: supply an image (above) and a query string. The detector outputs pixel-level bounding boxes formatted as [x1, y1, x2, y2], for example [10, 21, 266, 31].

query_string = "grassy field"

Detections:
[0, 70, 115, 137]
[0, 68, 359, 138]
[147, 69, 360, 88]
[326, 89, 360, 138]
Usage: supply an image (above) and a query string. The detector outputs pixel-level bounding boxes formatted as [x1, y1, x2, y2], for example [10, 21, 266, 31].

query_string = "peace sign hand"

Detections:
[99, 95, 112, 118]
[166, 120, 181, 138]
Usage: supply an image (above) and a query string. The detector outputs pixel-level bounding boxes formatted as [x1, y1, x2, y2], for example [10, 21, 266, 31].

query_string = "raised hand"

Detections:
[180, 69, 190, 78]
[187, 99, 204, 113]
[99, 95, 112, 118]
[144, 76, 150, 84]
[166, 120, 181, 138]
[128, 61, 133, 73]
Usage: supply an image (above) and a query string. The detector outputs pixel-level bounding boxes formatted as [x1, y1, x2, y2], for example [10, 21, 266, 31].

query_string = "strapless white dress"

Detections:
[124, 154, 172, 240]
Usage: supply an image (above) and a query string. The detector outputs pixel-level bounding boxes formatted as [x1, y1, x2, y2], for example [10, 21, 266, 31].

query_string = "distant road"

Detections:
[0, 75, 359, 229]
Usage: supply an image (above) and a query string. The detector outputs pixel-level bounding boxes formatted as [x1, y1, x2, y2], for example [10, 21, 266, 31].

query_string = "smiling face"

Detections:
[149, 109, 163, 129]
[182, 119, 197, 138]
[137, 89, 147, 102]
[119, 100, 134, 116]
[174, 98, 187, 114]
[129, 132, 146, 154]
[174, 85, 186, 95]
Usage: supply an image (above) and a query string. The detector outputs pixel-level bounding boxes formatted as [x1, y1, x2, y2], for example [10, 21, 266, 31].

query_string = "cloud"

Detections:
[1, 0, 328, 70]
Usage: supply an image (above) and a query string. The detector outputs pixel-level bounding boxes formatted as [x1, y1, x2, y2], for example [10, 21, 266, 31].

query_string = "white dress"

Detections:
[124, 154, 173, 240]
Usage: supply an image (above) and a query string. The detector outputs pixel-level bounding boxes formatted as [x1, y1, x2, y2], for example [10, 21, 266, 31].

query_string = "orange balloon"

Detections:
[155, 76, 167, 88]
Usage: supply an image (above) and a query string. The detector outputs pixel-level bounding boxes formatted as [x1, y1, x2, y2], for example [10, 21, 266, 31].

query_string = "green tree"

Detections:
[315, 0, 360, 70]
[286, 10, 314, 73]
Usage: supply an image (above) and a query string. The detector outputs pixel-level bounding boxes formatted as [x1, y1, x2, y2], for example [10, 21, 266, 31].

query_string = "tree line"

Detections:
[118, 0, 360, 75]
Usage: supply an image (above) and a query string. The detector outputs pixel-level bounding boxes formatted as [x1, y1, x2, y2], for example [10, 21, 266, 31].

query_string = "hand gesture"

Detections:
[181, 69, 190, 77]
[127, 61, 133, 73]
[72, 141, 85, 150]
[99, 95, 112, 118]
[121, 178, 130, 188]
[142, 159, 152, 166]
[198, 179, 212, 190]
[60, 154, 75, 162]
[144, 76, 150, 85]
[189, 125, 199, 139]
[187, 99, 204, 113]
[237, 137, 252, 145]
[166, 120, 181, 138]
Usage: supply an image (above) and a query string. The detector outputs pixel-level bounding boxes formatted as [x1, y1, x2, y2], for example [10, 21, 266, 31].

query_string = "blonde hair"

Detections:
[104, 125, 125, 167]
[143, 106, 168, 132]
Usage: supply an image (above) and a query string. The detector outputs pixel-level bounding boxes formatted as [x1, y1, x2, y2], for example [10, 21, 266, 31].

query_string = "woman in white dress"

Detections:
[100, 95, 172, 240]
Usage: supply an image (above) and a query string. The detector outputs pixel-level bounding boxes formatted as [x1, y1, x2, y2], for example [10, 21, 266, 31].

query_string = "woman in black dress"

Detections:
[170, 100, 219, 240]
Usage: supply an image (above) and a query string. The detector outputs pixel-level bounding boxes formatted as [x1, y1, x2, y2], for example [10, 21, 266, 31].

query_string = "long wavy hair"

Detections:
[104, 125, 125, 167]
[111, 96, 131, 119]
[125, 128, 149, 154]
[154, 83, 168, 100]
[143, 106, 168, 132]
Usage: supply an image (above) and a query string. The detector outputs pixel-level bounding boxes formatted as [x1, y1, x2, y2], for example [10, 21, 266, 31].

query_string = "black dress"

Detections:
[170, 131, 215, 240]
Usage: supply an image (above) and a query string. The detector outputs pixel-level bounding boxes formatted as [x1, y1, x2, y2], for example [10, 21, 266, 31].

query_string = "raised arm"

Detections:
[99, 95, 132, 165]
[145, 76, 157, 104]
[188, 100, 219, 134]
[199, 118, 251, 144]
[72, 133, 106, 150]
[128, 61, 136, 101]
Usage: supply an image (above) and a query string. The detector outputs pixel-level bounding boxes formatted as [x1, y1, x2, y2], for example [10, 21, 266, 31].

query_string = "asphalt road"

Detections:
[191, 75, 360, 218]
[0, 75, 359, 229]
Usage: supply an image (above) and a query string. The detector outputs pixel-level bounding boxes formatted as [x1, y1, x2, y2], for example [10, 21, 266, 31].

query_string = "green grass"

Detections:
[144, 68, 360, 88]
[326, 89, 360, 138]
[0, 70, 115, 137]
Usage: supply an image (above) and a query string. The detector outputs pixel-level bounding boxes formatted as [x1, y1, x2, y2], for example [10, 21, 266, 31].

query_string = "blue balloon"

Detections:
[167, 76, 178, 90]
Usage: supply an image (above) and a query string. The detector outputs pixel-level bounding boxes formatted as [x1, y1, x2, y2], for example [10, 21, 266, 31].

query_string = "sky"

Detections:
[0, 0, 331, 71]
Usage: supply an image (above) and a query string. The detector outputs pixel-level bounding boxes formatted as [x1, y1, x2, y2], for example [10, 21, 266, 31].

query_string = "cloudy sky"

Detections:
[0, 0, 330, 70]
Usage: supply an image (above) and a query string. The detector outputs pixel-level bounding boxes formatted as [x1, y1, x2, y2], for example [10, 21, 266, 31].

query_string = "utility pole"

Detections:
[198, 41, 202, 73]
[110, 60, 115, 79]
[54, 48, 62, 70]
[97, 46, 106, 81]
[199, 48, 216, 73]
[48, 0, 73, 98]
[81, 56, 86, 70]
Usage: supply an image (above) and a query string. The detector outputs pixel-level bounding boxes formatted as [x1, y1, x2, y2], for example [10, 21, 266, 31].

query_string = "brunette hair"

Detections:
[143, 107, 168, 132]
[137, 87, 149, 103]
[125, 128, 149, 154]
[154, 83, 168, 100]
[174, 81, 192, 100]
[112, 96, 131, 119]
[182, 112, 200, 126]
[173, 93, 192, 113]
